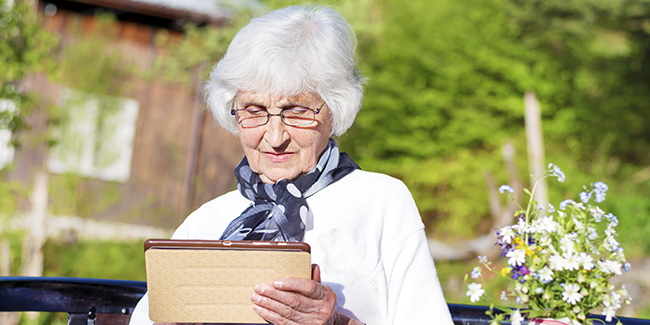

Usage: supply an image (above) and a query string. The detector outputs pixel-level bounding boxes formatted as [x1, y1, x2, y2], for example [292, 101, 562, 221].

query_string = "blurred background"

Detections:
[2, 0, 650, 323]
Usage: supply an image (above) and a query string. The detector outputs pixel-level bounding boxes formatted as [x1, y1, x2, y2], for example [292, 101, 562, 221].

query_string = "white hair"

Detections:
[204, 5, 364, 136]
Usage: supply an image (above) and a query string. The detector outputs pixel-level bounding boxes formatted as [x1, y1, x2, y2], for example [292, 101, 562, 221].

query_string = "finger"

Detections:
[251, 292, 300, 320]
[272, 277, 327, 300]
[311, 264, 321, 283]
[254, 282, 310, 311]
[252, 303, 292, 325]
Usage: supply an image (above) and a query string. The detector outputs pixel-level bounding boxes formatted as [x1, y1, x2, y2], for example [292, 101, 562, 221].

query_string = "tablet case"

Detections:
[144, 239, 311, 323]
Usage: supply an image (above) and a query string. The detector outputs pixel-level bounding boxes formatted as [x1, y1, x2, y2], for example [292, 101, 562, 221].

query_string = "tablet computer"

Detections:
[144, 239, 311, 324]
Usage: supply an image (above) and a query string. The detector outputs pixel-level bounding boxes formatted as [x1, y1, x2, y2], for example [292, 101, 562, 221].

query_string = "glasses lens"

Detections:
[236, 109, 267, 126]
[282, 108, 315, 126]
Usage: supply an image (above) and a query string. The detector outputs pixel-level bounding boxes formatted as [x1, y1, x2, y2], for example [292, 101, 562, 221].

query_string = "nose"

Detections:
[263, 114, 289, 148]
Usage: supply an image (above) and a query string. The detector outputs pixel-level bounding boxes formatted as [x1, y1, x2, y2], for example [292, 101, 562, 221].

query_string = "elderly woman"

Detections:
[130, 5, 453, 325]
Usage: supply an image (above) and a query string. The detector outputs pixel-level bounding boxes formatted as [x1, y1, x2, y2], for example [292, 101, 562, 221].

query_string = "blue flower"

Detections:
[548, 203, 555, 213]
[548, 163, 566, 182]
[587, 227, 598, 240]
[593, 181, 608, 203]
[499, 185, 514, 194]
[594, 181, 608, 192]
[580, 191, 592, 203]
[560, 199, 574, 210]
[624, 262, 631, 272]
[606, 213, 619, 227]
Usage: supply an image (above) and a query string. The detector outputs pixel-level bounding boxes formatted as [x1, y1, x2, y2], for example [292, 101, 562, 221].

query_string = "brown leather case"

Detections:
[144, 239, 311, 324]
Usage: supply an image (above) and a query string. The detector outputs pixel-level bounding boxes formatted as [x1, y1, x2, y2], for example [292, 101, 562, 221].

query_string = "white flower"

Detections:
[560, 236, 576, 254]
[549, 254, 566, 271]
[466, 283, 485, 303]
[599, 260, 623, 275]
[563, 253, 580, 271]
[605, 235, 620, 252]
[535, 287, 544, 294]
[539, 266, 554, 283]
[478, 255, 488, 264]
[539, 235, 552, 248]
[603, 305, 616, 322]
[500, 226, 515, 244]
[590, 207, 605, 222]
[471, 267, 482, 279]
[511, 310, 525, 325]
[572, 217, 584, 230]
[605, 224, 617, 237]
[578, 252, 595, 270]
[534, 216, 557, 233]
[562, 283, 584, 305]
[602, 294, 620, 322]
[512, 218, 534, 233]
[507, 249, 526, 267]
[499, 185, 514, 194]
[501, 290, 508, 301]
[611, 292, 623, 308]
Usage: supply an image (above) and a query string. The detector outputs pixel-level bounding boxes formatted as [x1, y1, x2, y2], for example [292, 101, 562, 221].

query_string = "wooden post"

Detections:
[181, 62, 207, 217]
[21, 170, 48, 277]
[524, 92, 548, 207]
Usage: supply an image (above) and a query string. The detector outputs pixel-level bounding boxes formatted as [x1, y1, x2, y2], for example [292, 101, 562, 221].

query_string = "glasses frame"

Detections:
[230, 96, 326, 127]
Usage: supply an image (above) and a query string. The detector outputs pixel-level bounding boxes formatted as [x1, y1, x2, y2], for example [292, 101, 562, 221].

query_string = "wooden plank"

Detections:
[190, 111, 243, 211]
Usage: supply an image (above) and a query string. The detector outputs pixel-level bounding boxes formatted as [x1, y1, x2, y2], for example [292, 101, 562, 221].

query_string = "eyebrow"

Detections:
[240, 99, 309, 110]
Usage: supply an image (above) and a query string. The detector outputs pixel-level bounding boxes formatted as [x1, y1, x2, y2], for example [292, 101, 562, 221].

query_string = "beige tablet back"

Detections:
[145, 248, 311, 323]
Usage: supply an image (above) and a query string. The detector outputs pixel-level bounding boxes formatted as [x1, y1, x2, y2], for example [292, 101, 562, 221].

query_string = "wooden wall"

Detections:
[10, 9, 243, 229]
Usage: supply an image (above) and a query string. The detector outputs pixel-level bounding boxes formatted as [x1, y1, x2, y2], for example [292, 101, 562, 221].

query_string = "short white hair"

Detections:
[204, 5, 364, 136]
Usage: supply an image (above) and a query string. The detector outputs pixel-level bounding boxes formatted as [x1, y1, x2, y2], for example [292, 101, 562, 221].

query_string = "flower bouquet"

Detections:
[466, 164, 632, 325]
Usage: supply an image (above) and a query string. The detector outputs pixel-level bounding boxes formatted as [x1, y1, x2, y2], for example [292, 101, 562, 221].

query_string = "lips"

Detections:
[263, 151, 295, 163]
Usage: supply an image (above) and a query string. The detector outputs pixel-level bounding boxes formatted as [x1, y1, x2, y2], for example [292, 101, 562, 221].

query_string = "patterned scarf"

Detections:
[220, 139, 359, 242]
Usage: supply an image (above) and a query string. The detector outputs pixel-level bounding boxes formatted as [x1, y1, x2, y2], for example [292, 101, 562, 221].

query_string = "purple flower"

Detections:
[520, 266, 529, 275]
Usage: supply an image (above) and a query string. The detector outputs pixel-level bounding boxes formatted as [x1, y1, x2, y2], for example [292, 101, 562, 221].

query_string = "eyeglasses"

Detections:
[231, 97, 326, 127]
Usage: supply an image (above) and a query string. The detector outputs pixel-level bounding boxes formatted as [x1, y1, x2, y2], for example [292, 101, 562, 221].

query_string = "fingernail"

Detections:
[253, 305, 260, 312]
[251, 293, 260, 303]
[273, 279, 283, 288]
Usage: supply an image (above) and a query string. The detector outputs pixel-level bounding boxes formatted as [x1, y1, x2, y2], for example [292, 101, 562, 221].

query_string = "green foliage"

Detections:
[145, 19, 245, 85]
[48, 173, 121, 218]
[0, 0, 57, 134]
[42, 239, 146, 280]
[336, 0, 650, 246]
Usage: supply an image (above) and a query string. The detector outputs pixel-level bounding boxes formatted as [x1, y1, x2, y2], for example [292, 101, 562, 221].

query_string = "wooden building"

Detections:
[7, 0, 247, 229]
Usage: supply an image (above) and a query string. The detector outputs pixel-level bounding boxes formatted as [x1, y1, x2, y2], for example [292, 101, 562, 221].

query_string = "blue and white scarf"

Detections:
[220, 139, 359, 242]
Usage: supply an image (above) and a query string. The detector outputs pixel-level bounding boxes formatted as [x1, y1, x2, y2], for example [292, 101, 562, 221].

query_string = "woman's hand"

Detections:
[251, 264, 360, 325]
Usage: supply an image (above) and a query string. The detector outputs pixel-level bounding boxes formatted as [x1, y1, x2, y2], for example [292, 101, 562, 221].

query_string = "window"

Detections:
[47, 88, 139, 182]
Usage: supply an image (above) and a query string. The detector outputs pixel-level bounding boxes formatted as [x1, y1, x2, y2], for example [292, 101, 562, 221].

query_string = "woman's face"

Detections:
[236, 90, 333, 184]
